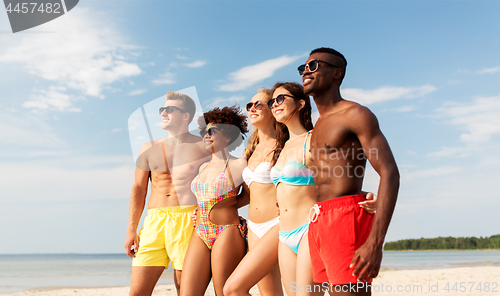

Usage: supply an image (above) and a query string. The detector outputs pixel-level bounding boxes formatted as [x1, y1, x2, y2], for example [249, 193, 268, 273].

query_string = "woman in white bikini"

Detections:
[224, 88, 284, 296]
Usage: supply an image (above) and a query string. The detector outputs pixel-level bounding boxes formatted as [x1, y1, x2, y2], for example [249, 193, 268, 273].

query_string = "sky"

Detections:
[0, 0, 499, 254]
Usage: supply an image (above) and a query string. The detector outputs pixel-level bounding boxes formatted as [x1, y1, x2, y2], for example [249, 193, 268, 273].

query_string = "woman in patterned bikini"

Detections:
[180, 106, 249, 296]
[269, 82, 377, 296]
[224, 88, 284, 296]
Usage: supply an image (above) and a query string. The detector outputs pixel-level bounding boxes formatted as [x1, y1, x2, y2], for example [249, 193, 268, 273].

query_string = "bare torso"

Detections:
[310, 101, 367, 201]
[247, 143, 279, 223]
[275, 133, 316, 231]
[138, 134, 211, 208]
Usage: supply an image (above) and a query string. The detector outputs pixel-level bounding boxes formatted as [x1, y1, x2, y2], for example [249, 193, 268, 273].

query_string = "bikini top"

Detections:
[191, 158, 238, 205]
[242, 162, 273, 186]
[270, 130, 315, 187]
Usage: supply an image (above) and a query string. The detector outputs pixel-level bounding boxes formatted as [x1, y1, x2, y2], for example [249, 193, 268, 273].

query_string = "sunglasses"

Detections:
[297, 59, 339, 76]
[159, 106, 187, 115]
[246, 101, 264, 111]
[199, 126, 221, 137]
[267, 94, 294, 109]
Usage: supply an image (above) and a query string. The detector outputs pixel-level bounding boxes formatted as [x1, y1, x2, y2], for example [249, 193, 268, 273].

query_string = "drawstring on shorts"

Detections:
[309, 204, 321, 223]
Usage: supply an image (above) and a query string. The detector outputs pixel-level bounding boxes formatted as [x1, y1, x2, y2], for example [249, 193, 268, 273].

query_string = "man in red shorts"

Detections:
[301, 48, 399, 295]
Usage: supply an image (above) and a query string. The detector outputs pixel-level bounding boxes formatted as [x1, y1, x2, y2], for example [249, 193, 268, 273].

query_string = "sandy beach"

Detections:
[2, 266, 499, 296]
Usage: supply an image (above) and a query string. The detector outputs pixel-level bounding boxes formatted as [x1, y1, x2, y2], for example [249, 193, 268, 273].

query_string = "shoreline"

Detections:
[2, 266, 500, 296]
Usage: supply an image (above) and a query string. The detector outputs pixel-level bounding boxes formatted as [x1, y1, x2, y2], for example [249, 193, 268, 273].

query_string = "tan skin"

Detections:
[180, 123, 248, 296]
[224, 92, 284, 296]
[303, 52, 400, 295]
[125, 99, 211, 296]
[271, 87, 377, 296]
[271, 87, 321, 296]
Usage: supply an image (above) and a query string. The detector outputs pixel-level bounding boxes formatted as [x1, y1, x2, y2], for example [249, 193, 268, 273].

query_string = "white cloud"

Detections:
[205, 95, 246, 109]
[428, 95, 500, 158]
[387, 105, 416, 113]
[23, 86, 82, 112]
[438, 96, 500, 144]
[184, 60, 206, 68]
[217, 54, 307, 91]
[152, 72, 176, 85]
[176, 54, 188, 60]
[128, 89, 147, 96]
[477, 66, 500, 74]
[111, 128, 122, 133]
[0, 8, 142, 112]
[402, 166, 461, 181]
[342, 85, 436, 105]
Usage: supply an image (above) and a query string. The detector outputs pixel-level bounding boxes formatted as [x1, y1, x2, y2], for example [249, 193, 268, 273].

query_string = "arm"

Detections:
[124, 146, 151, 258]
[235, 181, 250, 209]
[348, 106, 400, 281]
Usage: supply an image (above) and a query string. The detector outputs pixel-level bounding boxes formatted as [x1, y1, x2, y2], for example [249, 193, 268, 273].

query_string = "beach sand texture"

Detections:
[3, 266, 499, 296]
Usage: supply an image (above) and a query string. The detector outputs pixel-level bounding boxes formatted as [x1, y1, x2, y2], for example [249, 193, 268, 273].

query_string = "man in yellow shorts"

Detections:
[125, 92, 210, 296]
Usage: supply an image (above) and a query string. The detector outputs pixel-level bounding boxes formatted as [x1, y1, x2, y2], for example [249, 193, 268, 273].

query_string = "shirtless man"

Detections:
[301, 48, 400, 295]
[124, 92, 210, 296]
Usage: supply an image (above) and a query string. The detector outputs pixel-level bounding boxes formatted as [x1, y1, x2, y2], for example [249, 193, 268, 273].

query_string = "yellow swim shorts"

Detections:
[132, 205, 197, 270]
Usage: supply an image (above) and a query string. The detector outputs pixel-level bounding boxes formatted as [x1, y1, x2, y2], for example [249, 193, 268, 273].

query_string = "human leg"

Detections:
[278, 240, 297, 296]
[296, 235, 323, 296]
[179, 232, 212, 296]
[224, 224, 283, 296]
[130, 209, 169, 296]
[130, 266, 165, 296]
[173, 270, 181, 296]
[211, 225, 247, 296]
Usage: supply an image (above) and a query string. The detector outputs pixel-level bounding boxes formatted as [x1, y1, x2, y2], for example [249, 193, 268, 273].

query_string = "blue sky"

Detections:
[1, 0, 499, 254]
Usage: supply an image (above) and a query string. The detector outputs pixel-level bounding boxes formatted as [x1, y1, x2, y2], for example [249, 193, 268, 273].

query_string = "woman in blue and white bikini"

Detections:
[269, 82, 377, 296]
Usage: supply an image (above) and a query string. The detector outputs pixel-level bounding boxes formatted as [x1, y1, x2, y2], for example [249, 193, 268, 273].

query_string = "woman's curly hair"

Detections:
[198, 105, 249, 152]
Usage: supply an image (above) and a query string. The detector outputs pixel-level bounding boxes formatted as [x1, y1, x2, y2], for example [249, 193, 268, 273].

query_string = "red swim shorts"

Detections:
[308, 194, 374, 285]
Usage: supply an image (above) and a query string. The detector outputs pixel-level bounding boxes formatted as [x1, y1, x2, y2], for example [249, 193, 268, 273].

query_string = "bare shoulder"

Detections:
[229, 157, 248, 170]
[343, 101, 378, 125]
[342, 101, 381, 135]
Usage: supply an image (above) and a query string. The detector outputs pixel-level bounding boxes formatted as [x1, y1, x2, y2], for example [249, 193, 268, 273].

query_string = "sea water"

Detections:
[0, 254, 173, 294]
[1, 251, 500, 294]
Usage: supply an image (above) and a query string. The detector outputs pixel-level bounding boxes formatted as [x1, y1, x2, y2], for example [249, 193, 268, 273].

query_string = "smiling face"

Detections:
[161, 99, 188, 130]
[302, 52, 344, 96]
[202, 123, 231, 153]
[271, 87, 301, 124]
[248, 92, 274, 128]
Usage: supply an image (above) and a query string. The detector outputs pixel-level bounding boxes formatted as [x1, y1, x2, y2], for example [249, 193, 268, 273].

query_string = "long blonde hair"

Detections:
[244, 88, 276, 160]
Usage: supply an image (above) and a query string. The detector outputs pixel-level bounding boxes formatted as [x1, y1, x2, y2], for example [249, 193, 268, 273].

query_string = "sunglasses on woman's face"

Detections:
[199, 127, 221, 137]
[267, 94, 295, 109]
[297, 59, 339, 76]
[159, 105, 186, 115]
[246, 101, 264, 112]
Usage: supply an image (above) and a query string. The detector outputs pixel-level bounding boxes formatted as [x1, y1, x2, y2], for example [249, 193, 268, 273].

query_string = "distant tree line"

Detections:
[383, 234, 500, 251]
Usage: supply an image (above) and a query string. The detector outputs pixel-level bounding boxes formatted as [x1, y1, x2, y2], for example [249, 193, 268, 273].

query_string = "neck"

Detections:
[212, 148, 230, 163]
[165, 126, 190, 143]
[255, 123, 277, 144]
[313, 86, 343, 116]
[286, 115, 308, 140]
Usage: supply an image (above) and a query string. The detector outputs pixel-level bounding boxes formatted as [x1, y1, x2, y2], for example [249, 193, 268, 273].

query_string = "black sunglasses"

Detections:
[246, 101, 264, 111]
[199, 126, 221, 137]
[159, 106, 187, 115]
[267, 94, 294, 109]
[297, 59, 339, 76]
